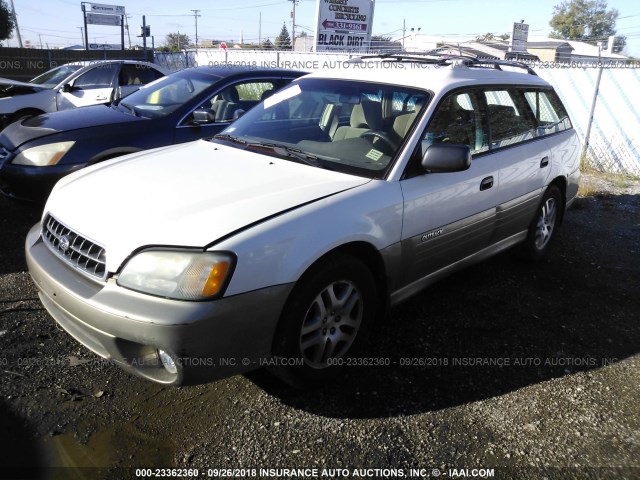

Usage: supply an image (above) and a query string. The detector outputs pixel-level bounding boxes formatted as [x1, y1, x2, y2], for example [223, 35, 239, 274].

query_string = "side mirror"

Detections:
[62, 83, 76, 93]
[421, 143, 471, 173]
[192, 108, 216, 124]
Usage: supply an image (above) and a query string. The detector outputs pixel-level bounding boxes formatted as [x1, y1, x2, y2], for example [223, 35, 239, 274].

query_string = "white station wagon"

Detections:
[26, 56, 580, 387]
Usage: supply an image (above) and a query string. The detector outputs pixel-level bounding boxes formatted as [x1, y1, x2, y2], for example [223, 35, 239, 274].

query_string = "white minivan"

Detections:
[25, 56, 580, 387]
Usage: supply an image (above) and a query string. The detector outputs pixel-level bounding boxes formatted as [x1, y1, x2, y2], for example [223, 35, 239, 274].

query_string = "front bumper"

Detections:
[25, 222, 294, 385]
[0, 159, 85, 203]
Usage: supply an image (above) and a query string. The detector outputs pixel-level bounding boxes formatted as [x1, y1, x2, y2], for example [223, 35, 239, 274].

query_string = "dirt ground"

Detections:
[0, 172, 638, 480]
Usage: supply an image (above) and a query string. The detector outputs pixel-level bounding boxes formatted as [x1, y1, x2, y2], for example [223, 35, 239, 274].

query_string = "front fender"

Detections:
[214, 180, 404, 296]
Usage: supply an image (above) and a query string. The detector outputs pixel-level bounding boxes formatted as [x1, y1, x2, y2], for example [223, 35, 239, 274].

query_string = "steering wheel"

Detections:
[360, 130, 397, 152]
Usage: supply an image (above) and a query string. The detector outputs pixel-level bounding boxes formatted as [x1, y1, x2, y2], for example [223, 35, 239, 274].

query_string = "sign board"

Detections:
[89, 3, 125, 14]
[88, 43, 121, 50]
[511, 22, 529, 53]
[315, 0, 374, 52]
[86, 12, 122, 26]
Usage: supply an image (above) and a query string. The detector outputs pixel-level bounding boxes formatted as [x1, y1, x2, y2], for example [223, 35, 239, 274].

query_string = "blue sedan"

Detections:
[0, 66, 306, 203]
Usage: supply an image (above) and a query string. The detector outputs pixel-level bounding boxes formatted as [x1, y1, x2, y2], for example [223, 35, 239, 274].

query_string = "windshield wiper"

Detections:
[212, 133, 248, 146]
[246, 142, 334, 169]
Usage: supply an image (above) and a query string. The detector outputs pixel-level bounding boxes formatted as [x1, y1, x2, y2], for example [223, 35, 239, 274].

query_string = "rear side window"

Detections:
[120, 64, 164, 86]
[485, 90, 537, 148]
[524, 90, 572, 135]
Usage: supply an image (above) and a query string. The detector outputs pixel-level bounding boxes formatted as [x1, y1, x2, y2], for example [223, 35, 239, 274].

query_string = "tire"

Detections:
[521, 185, 563, 261]
[270, 254, 377, 388]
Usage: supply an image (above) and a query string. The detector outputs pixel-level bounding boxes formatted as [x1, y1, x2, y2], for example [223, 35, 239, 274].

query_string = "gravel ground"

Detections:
[0, 172, 639, 480]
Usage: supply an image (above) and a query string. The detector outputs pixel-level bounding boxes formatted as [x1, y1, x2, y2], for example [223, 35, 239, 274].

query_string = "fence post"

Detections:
[581, 62, 604, 164]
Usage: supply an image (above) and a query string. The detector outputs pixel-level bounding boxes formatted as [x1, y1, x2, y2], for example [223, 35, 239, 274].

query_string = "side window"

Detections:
[485, 90, 537, 148]
[193, 80, 277, 124]
[420, 90, 488, 156]
[524, 90, 572, 136]
[119, 64, 164, 86]
[72, 64, 118, 89]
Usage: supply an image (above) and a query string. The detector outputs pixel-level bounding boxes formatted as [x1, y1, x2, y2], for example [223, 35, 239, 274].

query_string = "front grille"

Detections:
[42, 214, 107, 280]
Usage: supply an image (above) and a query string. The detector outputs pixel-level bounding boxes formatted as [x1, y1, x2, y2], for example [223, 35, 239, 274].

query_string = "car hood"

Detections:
[0, 104, 142, 150]
[0, 77, 48, 97]
[45, 140, 370, 272]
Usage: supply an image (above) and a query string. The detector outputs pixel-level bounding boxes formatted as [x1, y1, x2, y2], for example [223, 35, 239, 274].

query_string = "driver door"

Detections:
[56, 63, 118, 110]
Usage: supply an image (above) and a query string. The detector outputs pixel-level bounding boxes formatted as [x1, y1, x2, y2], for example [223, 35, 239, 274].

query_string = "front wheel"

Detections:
[521, 185, 563, 261]
[270, 255, 377, 388]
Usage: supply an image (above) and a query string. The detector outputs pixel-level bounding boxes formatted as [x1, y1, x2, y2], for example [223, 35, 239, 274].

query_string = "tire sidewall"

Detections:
[523, 185, 563, 261]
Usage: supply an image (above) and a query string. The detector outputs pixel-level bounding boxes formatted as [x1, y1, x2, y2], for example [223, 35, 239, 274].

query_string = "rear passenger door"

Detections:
[484, 89, 552, 240]
[399, 89, 501, 284]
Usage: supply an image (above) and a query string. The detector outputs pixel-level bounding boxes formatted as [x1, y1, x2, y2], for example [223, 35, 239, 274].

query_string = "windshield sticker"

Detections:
[366, 149, 384, 162]
[264, 84, 301, 109]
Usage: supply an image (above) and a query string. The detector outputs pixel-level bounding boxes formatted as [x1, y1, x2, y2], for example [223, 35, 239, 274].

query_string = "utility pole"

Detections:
[402, 19, 406, 51]
[289, 0, 298, 49]
[259, 11, 261, 48]
[9, 0, 23, 48]
[191, 9, 201, 50]
[78, 27, 85, 48]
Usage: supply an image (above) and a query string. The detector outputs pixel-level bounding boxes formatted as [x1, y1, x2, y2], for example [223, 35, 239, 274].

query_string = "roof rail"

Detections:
[350, 52, 538, 76]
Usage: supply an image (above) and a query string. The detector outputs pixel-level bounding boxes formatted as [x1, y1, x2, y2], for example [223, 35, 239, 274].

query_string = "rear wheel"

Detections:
[270, 255, 377, 388]
[521, 185, 563, 261]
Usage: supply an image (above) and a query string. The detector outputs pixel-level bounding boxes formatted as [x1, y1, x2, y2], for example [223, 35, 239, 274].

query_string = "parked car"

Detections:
[0, 66, 305, 202]
[25, 55, 580, 387]
[0, 60, 167, 130]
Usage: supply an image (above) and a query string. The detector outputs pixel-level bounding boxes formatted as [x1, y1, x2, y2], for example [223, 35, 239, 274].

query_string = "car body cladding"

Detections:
[398, 89, 501, 290]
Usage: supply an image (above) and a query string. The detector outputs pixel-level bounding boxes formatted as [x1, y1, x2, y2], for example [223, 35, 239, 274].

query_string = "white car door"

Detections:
[398, 90, 501, 289]
[56, 63, 119, 110]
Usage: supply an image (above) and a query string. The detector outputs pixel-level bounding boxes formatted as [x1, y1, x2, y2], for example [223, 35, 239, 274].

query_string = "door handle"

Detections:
[95, 95, 108, 101]
[480, 176, 494, 191]
[540, 156, 549, 168]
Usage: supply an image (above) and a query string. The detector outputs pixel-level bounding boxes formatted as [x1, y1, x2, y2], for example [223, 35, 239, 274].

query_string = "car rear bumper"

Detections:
[25, 222, 294, 385]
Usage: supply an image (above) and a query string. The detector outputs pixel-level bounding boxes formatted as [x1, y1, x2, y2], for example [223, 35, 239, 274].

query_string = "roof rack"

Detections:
[350, 52, 538, 76]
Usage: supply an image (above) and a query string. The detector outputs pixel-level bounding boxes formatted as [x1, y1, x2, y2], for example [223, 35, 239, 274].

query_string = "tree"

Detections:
[0, 0, 16, 45]
[260, 38, 273, 50]
[274, 23, 291, 50]
[371, 35, 392, 42]
[549, 0, 625, 51]
[165, 32, 191, 51]
[474, 33, 510, 43]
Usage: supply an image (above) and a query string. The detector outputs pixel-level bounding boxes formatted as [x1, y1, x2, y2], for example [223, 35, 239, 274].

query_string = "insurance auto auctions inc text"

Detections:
[207, 467, 495, 478]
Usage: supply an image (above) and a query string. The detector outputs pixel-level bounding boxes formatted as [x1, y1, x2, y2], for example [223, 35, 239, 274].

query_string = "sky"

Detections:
[5, 0, 640, 57]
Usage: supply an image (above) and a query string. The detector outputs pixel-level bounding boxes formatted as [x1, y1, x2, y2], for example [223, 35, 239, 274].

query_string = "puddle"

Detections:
[43, 422, 175, 479]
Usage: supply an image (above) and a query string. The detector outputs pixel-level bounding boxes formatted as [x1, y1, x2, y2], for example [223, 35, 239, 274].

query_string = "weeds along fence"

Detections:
[155, 50, 640, 177]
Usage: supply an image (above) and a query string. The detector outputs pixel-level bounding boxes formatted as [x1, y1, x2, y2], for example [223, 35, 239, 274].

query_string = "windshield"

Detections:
[114, 71, 214, 119]
[30, 65, 83, 87]
[213, 78, 429, 179]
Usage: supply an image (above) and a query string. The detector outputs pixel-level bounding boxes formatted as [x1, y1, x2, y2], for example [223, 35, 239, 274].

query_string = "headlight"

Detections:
[12, 141, 75, 166]
[117, 250, 234, 300]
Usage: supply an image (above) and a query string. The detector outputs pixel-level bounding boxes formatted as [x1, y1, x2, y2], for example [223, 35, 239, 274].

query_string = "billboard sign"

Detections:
[511, 22, 529, 53]
[86, 13, 122, 26]
[88, 43, 121, 50]
[315, 0, 374, 52]
[90, 3, 125, 15]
